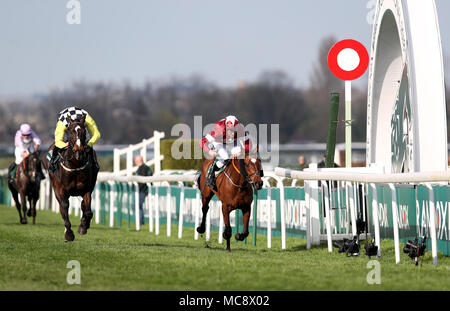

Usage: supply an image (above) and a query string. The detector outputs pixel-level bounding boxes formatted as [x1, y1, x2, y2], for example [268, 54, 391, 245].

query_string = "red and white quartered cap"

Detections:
[225, 115, 238, 129]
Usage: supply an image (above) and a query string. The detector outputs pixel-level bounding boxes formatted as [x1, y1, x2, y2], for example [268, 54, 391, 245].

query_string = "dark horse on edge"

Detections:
[196, 147, 264, 252]
[8, 151, 43, 224]
[44, 115, 98, 242]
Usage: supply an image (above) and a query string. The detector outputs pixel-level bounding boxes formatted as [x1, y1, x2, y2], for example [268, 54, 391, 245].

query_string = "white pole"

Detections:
[109, 182, 115, 228]
[371, 184, 381, 257]
[178, 184, 184, 239]
[126, 146, 133, 177]
[348, 182, 357, 237]
[280, 182, 286, 250]
[345, 80, 352, 168]
[305, 182, 311, 250]
[113, 148, 120, 173]
[389, 184, 401, 264]
[194, 190, 200, 240]
[147, 183, 153, 233]
[134, 182, 140, 231]
[426, 183, 438, 266]
[95, 185, 100, 224]
[218, 206, 224, 244]
[155, 185, 160, 235]
[206, 206, 211, 242]
[267, 187, 272, 249]
[323, 181, 333, 252]
[166, 185, 171, 237]
[154, 131, 161, 174]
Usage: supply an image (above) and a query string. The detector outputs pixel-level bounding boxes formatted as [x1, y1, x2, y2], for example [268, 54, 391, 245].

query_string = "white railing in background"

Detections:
[275, 167, 450, 266]
[113, 130, 165, 176]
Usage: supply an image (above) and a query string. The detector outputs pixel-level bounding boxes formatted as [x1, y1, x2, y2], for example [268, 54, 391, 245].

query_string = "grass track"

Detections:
[1, 204, 449, 291]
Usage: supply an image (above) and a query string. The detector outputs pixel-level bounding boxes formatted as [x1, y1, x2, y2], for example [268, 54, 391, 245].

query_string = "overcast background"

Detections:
[1, 0, 449, 97]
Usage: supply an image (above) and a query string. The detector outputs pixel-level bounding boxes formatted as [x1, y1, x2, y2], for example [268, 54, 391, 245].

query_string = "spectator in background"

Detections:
[134, 155, 152, 225]
[298, 155, 308, 171]
[318, 154, 339, 168]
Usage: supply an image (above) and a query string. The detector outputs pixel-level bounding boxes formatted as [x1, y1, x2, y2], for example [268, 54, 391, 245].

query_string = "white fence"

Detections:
[113, 130, 165, 176]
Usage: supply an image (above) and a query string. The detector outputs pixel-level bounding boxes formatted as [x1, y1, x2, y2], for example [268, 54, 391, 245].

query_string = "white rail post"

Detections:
[348, 182, 357, 237]
[109, 181, 115, 227]
[147, 183, 153, 233]
[426, 183, 438, 266]
[95, 185, 100, 224]
[206, 204, 211, 242]
[178, 182, 184, 239]
[133, 182, 140, 231]
[113, 148, 120, 173]
[218, 204, 224, 244]
[155, 184, 160, 235]
[140, 138, 147, 163]
[371, 184, 381, 257]
[126, 146, 133, 176]
[305, 182, 311, 250]
[322, 181, 333, 252]
[278, 178, 286, 250]
[389, 184, 401, 264]
[154, 131, 162, 174]
[194, 190, 200, 240]
[165, 182, 172, 237]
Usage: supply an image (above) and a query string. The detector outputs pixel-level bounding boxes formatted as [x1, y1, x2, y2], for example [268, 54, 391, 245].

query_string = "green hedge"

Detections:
[161, 139, 205, 170]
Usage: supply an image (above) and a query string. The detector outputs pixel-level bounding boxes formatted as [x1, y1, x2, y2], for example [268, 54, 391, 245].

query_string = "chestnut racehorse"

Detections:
[196, 147, 263, 252]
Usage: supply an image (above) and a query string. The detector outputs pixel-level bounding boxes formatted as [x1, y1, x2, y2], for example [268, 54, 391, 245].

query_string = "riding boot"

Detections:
[205, 159, 218, 190]
[7, 162, 17, 184]
[48, 147, 60, 174]
[89, 147, 100, 174]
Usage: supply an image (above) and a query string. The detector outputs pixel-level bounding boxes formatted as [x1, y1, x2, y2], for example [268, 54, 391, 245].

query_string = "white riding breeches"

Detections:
[211, 141, 242, 168]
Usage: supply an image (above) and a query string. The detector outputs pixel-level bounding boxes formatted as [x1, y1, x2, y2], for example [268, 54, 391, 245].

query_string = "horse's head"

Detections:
[67, 115, 88, 162]
[24, 151, 41, 182]
[243, 146, 264, 190]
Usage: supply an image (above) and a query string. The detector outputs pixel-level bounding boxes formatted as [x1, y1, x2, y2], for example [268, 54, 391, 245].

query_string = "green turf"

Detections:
[0, 204, 449, 291]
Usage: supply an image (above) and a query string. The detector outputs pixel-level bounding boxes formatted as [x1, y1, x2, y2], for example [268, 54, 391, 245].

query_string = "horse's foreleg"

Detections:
[28, 195, 36, 225]
[222, 205, 232, 252]
[9, 186, 23, 224]
[196, 190, 213, 235]
[19, 192, 28, 224]
[235, 206, 250, 241]
[57, 193, 74, 242]
[78, 192, 93, 235]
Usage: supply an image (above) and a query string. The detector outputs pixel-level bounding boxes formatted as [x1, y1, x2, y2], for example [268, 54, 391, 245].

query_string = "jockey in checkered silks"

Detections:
[8, 123, 46, 183]
[199, 115, 253, 189]
[48, 107, 101, 174]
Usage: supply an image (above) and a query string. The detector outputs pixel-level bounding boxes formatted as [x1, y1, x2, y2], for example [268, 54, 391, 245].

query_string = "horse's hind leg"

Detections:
[78, 192, 93, 235]
[235, 206, 250, 242]
[196, 187, 214, 235]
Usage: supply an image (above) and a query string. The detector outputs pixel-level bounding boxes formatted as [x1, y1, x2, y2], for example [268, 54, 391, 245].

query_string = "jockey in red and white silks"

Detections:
[199, 115, 252, 188]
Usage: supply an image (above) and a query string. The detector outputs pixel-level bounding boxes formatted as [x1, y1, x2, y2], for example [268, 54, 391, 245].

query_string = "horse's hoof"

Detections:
[65, 230, 75, 242]
[26, 210, 32, 217]
[226, 248, 231, 253]
[78, 226, 87, 235]
[20, 219, 27, 224]
[196, 226, 205, 234]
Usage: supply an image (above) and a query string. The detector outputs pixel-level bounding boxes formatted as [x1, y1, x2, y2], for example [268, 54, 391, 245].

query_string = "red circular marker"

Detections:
[328, 39, 369, 81]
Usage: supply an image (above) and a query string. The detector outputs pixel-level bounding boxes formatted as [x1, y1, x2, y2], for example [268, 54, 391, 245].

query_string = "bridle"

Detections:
[60, 123, 89, 171]
[223, 154, 263, 190]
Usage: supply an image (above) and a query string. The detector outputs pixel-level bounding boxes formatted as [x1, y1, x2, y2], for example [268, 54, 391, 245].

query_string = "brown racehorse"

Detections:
[8, 151, 42, 224]
[44, 115, 98, 242]
[196, 147, 263, 252]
